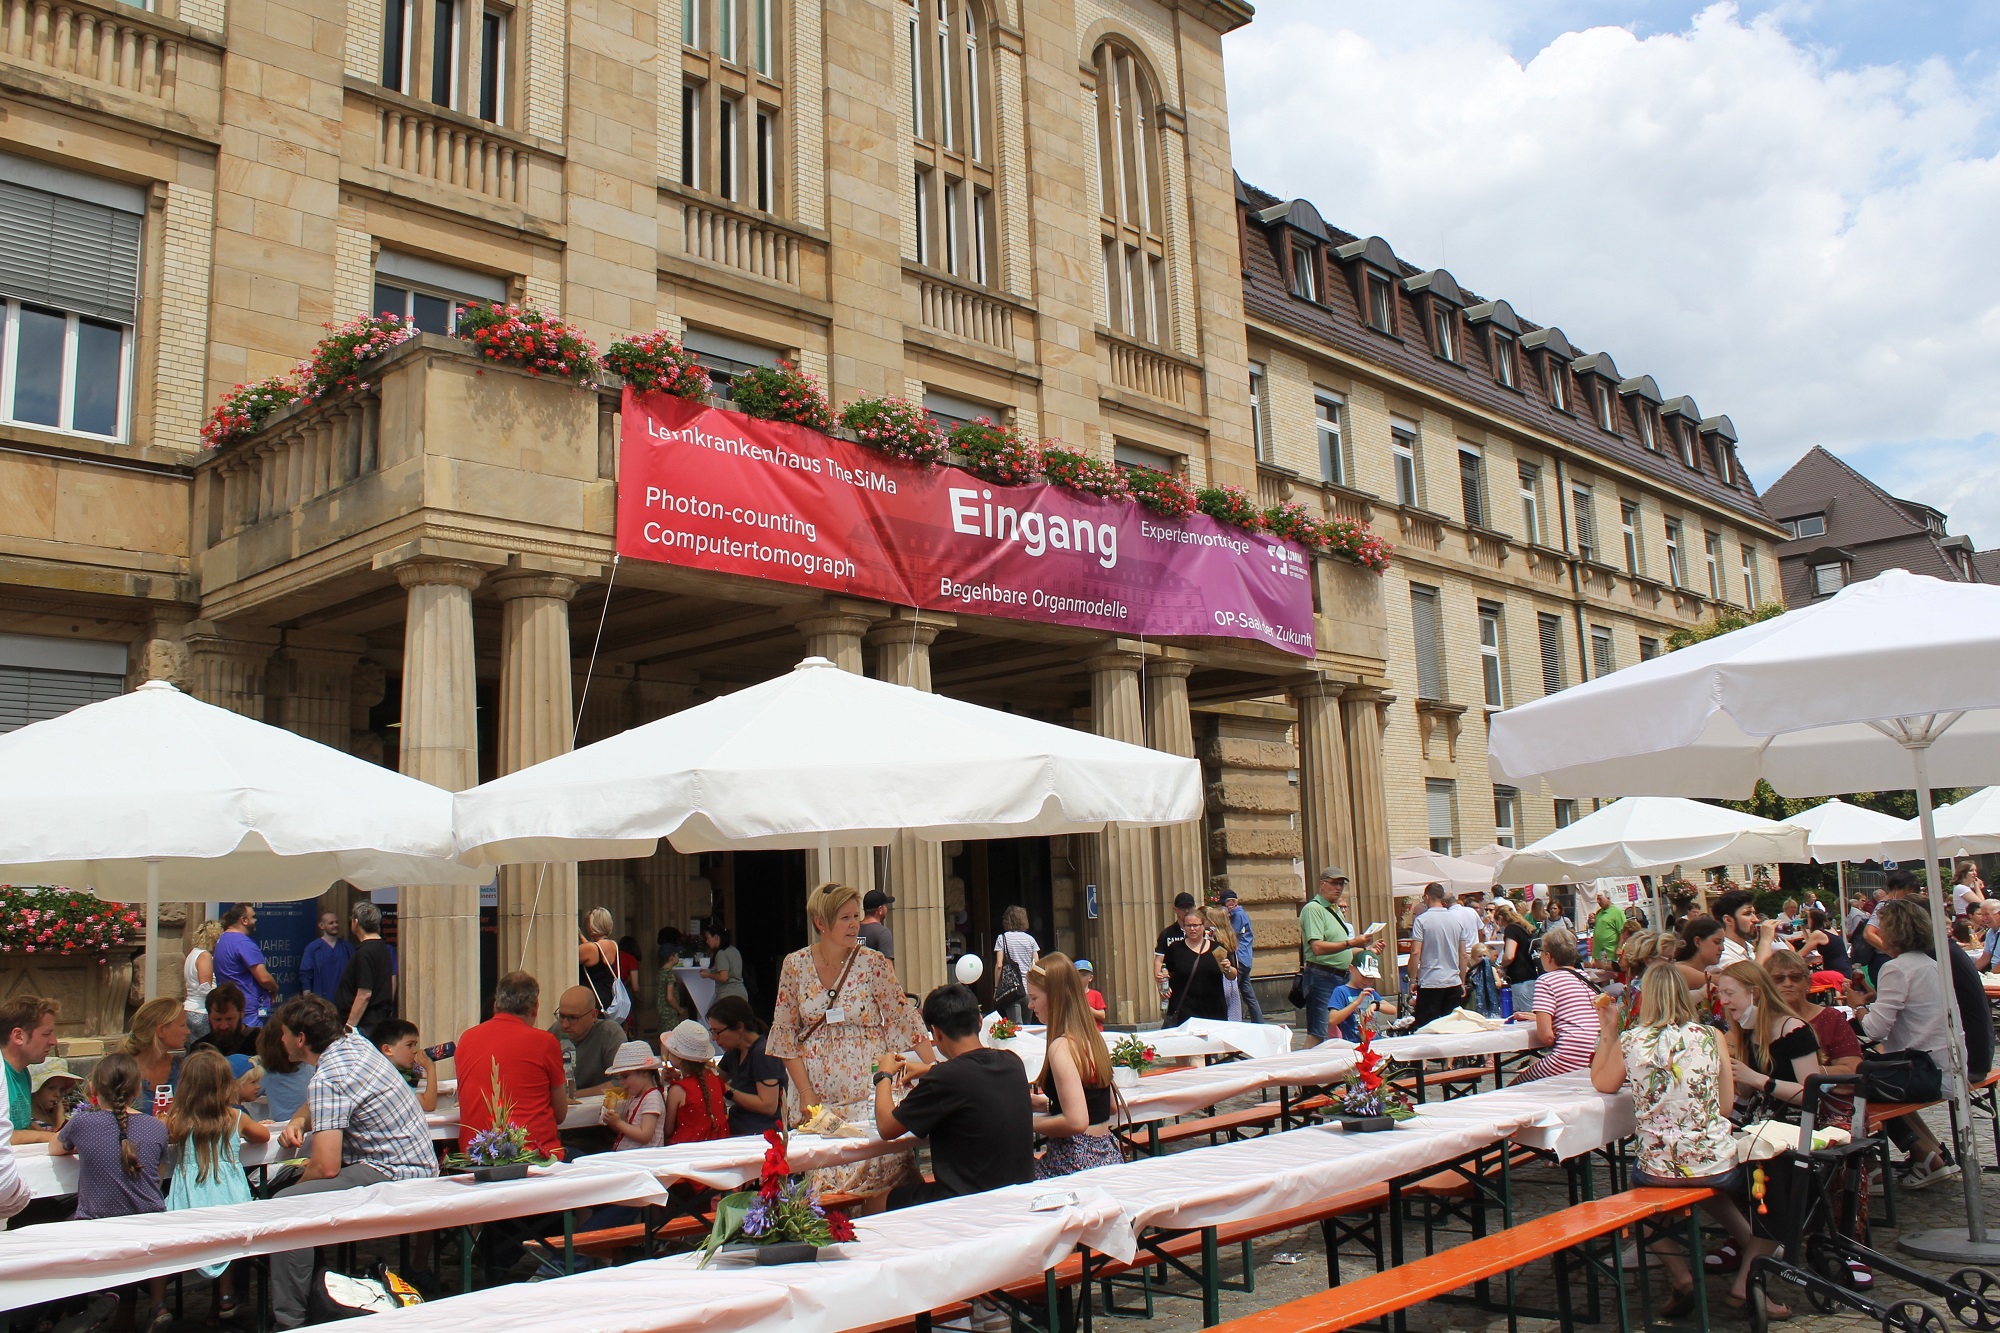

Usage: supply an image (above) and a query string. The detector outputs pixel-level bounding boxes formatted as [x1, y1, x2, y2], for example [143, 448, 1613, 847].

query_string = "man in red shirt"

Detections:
[454, 970, 568, 1160]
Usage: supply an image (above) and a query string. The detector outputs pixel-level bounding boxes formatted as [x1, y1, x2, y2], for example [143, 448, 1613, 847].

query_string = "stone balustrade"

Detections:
[211, 392, 380, 539]
[377, 103, 529, 205]
[916, 276, 1013, 351]
[1103, 332, 1187, 407]
[681, 202, 800, 287]
[2, 0, 180, 100]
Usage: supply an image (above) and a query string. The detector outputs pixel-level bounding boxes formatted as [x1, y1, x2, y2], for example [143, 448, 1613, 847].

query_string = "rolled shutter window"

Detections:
[0, 182, 142, 325]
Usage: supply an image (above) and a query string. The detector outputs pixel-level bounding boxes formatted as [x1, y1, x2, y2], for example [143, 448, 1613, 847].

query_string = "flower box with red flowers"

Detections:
[201, 377, 301, 451]
[728, 362, 837, 433]
[1124, 467, 1197, 519]
[1195, 484, 1264, 533]
[1320, 516, 1394, 574]
[1039, 445, 1129, 499]
[838, 396, 951, 467]
[0, 886, 144, 958]
[602, 331, 711, 400]
[453, 304, 600, 385]
[948, 420, 1042, 485]
[298, 314, 418, 400]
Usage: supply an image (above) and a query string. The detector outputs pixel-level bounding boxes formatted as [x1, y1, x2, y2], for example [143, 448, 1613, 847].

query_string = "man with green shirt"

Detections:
[1589, 891, 1626, 967]
[1298, 868, 1380, 1048]
[1, 995, 59, 1145]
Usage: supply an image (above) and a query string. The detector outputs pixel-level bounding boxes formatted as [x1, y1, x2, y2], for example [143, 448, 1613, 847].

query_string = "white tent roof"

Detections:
[454, 657, 1204, 865]
[1495, 796, 1807, 885]
[1780, 797, 1910, 864]
[0, 680, 482, 899]
[1488, 570, 2000, 799]
[1881, 786, 2000, 861]
[1391, 847, 1498, 897]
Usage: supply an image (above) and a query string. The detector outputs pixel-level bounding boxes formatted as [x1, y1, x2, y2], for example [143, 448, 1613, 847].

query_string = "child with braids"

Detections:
[49, 1052, 171, 1328]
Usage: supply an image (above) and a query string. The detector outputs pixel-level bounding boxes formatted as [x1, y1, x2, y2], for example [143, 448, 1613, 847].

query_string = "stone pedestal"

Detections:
[1146, 660, 1204, 904]
[495, 573, 579, 1027]
[1089, 650, 1158, 1027]
[1293, 679, 1356, 888]
[394, 559, 484, 1050]
[1341, 687, 1394, 949]
[867, 615, 948, 996]
[795, 610, 878, 895]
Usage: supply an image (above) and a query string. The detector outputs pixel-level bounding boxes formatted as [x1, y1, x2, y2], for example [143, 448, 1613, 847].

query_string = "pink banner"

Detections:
[615, 392, 1316, 656]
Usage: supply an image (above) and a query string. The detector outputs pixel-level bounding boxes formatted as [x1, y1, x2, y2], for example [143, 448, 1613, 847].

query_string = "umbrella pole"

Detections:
[1835, 861, 1846, 943]
[1896, 732, 2000, 1261]
[145, 859, 161, 1002]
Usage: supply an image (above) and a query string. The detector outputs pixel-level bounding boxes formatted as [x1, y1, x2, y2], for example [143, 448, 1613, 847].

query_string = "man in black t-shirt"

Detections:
[335, 902, 397, 1035]
[1152, 892, 1197, 996]
[875, 984, 1033, 1207]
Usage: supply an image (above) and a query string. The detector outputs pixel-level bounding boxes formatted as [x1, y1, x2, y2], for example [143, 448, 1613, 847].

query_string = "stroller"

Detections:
[1744, 1072, 2000, 1333]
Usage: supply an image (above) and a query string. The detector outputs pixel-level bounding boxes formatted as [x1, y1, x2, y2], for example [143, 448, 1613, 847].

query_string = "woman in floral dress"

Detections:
[768, 881, 933, 1204]
[1592, 961, 1781, 1318]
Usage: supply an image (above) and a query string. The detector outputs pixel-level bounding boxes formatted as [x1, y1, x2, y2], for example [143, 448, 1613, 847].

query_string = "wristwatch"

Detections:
[872, 1070, 895, 1086]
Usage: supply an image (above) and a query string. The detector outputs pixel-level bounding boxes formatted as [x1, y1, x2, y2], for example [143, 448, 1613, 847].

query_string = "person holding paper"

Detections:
[1298, 867, 1381, 1047]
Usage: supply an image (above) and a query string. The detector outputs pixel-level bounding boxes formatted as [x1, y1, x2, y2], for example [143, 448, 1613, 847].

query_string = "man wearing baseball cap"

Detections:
[860, 890, 895, 960]
[1298, 867, 1380, 1047]
[1214, 889, 1262, 1023]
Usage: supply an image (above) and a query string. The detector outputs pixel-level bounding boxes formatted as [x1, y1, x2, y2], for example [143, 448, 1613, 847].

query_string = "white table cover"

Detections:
[1370, 1025, 1538, 1063]
[986, 1019, 1295, 1082]
[1118, 1045, 1358, 1125]
[0, 1159, 670, 1310]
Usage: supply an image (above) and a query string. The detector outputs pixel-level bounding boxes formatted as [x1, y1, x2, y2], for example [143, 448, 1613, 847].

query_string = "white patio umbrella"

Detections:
[1391, 847, 1499, 897]
[453, 656, 1203, 865]
[1781, 797, 1911, 927]
[1489, 569, 2000, 1260]
[1882, 786, 2000, 861]
[0, 680, 486, 999]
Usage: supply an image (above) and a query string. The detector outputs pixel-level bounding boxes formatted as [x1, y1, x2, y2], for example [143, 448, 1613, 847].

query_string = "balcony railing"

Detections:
[915, 276, 1013, 352]
[211, 393, 380, 540]
[3, 0, 180, 101]
[1103, 333, 1187, 407]
[376, 105, 529, 205]
[681, 203, 799, 288]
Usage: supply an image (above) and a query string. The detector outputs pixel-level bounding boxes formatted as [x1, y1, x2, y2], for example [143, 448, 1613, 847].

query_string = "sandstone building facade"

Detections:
[0, 0, 1781, 1041]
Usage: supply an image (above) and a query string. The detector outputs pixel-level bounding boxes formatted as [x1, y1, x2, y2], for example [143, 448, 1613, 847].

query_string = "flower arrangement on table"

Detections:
[1039, 444, 1130, 499]
[1124, 466, 1197, 518]
[0, 886, 143, 958]
[453, 303, 599, 384]
[988, 1017, 1019, 1041]
[697, 1128, 856, 1266]
[839, 396, 951, 467]
[729, 361, 837, 432]
[1330, 1025, 1413, 1125]
[201, 376, 302, 451]
[948, 420, 1041, 485]
[1109, 1034, 1157, 1072]
[297, 314, 418, 399]
[602, 331, 712, 399]
[441, 1067, 557, 1177]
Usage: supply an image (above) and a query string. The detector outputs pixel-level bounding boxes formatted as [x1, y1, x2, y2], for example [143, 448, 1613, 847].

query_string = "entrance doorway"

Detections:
[728, 849, 808, 1021]
[949, 837, 1052, 1004]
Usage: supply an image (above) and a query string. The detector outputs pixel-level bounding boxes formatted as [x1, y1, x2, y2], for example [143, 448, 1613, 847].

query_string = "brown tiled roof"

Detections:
[1762, 445, 1978, 600]
[1973, 549, 2000, 584]
[1235, 177, 1776, 529]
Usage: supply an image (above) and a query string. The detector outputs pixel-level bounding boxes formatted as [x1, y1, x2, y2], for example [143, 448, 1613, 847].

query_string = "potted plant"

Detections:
[1108, 1034, 1156, 1089]
[296, 314, 417, 399]
[200, 376, 301, 451]
[441, 1067, 557, 1181]
[602, 331, 712, 400]
[728, 361, 837, 432]
[697, 1129, 856, 1266]
[1039, 444, 1130, 499]
[453, 303, 600, 385]
[1124, 467, 1197, 518]
[1320, 516, 1394, 573]
[838, 396, 951, 467]
[948, 420, 1041, 485]
[1195, 484, 1264, 533]
[1327, 1025, 1413, 1131]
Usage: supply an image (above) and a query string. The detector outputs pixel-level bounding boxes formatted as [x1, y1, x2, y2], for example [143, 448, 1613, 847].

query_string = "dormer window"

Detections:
[1594, 380, 1614, 431]
[1431, 303, 1456, 361]
[1405, 269, 1465, 365]
[1491, 330, 1516, 388]
[1785, 514, 1827, 540]
[1548, 363, 1567, 412]
[1289, 243, 1317, 302]
[1634, 405, 1656, 452]
[1679, 423, 1699, 469]
[1337, 236, 1402, 337]
[1812, 560, 1846, 597]
[1522, 327, 1577, 415]
[1366, 274, 1394, 332]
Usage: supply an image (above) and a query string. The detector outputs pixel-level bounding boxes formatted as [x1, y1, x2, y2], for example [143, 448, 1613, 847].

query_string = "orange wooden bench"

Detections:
[1198, 1186, 1717, 1333]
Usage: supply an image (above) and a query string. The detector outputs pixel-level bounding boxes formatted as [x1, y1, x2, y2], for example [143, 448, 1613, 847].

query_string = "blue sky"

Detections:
[1224, 2, 2000, 548]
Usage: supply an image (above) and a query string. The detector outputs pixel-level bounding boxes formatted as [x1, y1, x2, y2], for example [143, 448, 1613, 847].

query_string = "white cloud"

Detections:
[1224, 2, 2000, 547]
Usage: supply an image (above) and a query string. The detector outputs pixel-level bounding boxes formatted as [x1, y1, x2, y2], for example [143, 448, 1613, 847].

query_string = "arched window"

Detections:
[1093, 40, 1168, 346]
[678, 0, 784, 214]
[908, 0, 994, 285]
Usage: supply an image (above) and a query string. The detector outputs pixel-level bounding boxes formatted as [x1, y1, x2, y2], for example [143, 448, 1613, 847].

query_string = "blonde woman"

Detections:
[1025, 953, 1121, 1176]
[182, 920, 222, 1043]
[122, 997, 188, 1115]
[768, 882, 932, 1204]
[578, 907, 624, 1019]
[1202, 905, 1244, 1021]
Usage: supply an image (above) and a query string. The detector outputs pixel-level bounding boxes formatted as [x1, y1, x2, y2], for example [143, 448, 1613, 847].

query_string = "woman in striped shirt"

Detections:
[1513, 926, 1602, 1083]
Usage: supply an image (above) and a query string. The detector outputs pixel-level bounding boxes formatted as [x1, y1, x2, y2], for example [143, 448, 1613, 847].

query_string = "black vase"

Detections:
[464, 1162, 534, 1182]
[1330, 1113, 1395, 1133]
[752, 1243, 820, 1265]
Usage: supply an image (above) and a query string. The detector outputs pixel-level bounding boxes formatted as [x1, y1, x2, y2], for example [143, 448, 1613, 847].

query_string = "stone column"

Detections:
[1341, 686, 1394, 948]
[1089, 650, 1158, 1027]
[271, 632, 368, 925]
[1146, 660, 1204, 904]
[866, 615, 948, 996]
[795, 610, 877, 894]
[394, 559, 485, 1050]
[184, 623, 281, 717]
[632, 675, 701, 1030]
[494, 573, 579, 1028]
[573, 667, 634, 967]
[1292, 678, 1356, 890]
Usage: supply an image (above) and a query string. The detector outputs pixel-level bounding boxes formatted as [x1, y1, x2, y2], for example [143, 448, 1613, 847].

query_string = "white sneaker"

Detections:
[969, 1297, 1013, 1333]
[1906, 1154, 1961, 1190]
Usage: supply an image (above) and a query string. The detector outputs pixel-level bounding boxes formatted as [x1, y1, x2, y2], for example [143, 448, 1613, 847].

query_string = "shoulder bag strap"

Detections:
[794, 947, 862, 1046]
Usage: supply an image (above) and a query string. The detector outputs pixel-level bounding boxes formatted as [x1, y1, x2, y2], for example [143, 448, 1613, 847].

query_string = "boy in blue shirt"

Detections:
[1326, 956, 1398, 1042]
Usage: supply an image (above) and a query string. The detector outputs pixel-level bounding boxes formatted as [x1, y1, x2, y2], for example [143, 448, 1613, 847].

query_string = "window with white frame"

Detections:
[1392, 420, 1420, 507]
[1477, 602, 1504, 708]
[1247, 362, 1271, 463]
[1493, 788, 1518, 849]
[1547, 357, 1568, 412]
[428, 0, 462, 108]
[1289, 241, 1317, 302]
[1365, 273, 1395, 332]
[477, 5, 509, 123]
[683, 0, 786, 214]
[1095, 39, 1168, 344]
[1458, 445, 1485, 528]
[1315, 391, 1345, 486]
[382, 0, 414, 91]
[1518, 462, 1543, 544]
[1554, 798, 1578, 829]
[1741, 545, 1761, 604]
[371, 250, 508, 334]
[1593, 379, 1615, 431]
[0, 165, 141, 443]
[911, 0, 994, 288]
[1785, 514, 1827, 540]
[1427, 780, 1457, 856]
[1590, 625, 1614, 679]
[1664, 519, 1686, 588]
[1537, 612, 1565, 695]
[1679, 421, 1700, 469]
[0, 633, 127, 733]
[1620, 500, 1641, 575]
[1411, 585, 1444, 702]
[1571, 483, 1598, 563]
[1491, 329, 1516, 388]
[1430, 301, 1457, 362]
[1633, 402, 1657, 452]
[1704, 531, 1724, 599]
[1812, 562, 1845, 597]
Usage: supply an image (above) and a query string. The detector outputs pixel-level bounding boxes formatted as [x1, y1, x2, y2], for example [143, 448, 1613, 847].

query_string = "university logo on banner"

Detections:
[614, 392, 1316, 657]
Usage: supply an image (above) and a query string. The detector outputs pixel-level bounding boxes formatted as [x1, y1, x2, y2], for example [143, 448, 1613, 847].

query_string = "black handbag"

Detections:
[1859, 1049, 1943, 1104]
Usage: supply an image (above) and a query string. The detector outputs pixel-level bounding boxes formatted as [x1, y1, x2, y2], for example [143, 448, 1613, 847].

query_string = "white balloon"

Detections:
[954, 953, 984, 985]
